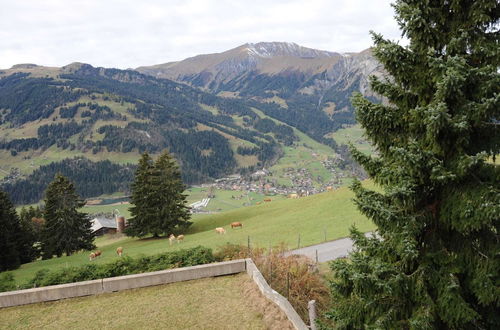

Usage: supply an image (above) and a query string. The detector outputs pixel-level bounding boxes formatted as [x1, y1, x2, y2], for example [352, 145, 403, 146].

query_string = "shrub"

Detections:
[14, 246, 214, 291]
[0, 272, 16, 292]
[215, 243, 330, 324]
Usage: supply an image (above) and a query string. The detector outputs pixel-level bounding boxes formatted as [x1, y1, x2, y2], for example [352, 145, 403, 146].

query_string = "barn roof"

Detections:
[91, 217, 117, 232]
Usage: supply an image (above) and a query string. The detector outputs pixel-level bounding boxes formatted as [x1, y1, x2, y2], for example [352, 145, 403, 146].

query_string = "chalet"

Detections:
[90, 217, 117, 236]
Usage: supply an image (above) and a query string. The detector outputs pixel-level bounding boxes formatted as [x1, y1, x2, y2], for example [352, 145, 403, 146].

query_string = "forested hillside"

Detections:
[0, 59, 366, 203]
[2, 158, 134, 204]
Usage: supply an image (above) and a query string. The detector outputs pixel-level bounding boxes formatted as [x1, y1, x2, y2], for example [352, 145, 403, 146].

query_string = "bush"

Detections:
[0, 272, 16, 292]
[215, 243, 252, 261]
[15, 246, 214, 291]
[215, 243, 330, 325]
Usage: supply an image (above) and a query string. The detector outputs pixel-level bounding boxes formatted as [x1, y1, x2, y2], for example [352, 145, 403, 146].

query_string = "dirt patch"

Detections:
[85, 199, 102, 205]
[243, 278, 295, 330]
[108, 201, 130, 206]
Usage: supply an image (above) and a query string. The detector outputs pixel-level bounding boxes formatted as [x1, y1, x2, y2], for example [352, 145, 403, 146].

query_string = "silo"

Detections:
[116, 216, 125, 233]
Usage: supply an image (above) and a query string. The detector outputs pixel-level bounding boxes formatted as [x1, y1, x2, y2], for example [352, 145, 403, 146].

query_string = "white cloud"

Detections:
[0, 0, 402, 69]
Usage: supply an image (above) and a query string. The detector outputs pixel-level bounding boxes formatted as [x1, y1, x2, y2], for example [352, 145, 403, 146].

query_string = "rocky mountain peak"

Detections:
[238, 41, 337, 59]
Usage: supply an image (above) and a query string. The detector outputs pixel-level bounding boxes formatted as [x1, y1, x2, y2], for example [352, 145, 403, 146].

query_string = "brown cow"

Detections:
[263, 198, 272, 202]
[116, 247, 123, 256]
[89, 250, 101, 261]
[168, 234, 176, 246]
[256, 201, 262, 205]
[231, 222, 243, 229]
[215, 227, 226, 234]
[326, 186, 333, 192]
[176, 234, 185, 243]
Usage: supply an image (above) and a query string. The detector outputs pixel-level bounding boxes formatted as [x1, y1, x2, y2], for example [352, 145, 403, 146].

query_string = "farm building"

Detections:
[90, 217, 118, 236]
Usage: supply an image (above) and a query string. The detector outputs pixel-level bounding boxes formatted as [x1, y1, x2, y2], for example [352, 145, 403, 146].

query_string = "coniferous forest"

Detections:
[0, 61, 360, 203]
[2, 158, 134, 204]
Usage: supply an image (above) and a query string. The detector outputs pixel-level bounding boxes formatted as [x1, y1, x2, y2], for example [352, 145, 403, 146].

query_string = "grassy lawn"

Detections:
[0, 274, 271, 330]
[6, 182, 377, 286]
[78, 187, 288, 219]
[329, 124, 374, 155]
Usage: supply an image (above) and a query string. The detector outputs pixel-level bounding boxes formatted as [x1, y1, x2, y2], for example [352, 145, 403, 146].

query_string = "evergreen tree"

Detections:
[19, 206, 44, 243]
[151, 151, 191, 236]
[41, 174, 95, 258]
[126, 151, 191, 237]
[126, 152, 155, 237]
[19, 206, 44, 261]
[0, 190, 22, 271]
[326, 1, 499, 329]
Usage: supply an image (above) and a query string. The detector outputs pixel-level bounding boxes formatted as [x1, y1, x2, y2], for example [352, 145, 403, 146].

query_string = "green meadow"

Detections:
[6, 182, 377, 286]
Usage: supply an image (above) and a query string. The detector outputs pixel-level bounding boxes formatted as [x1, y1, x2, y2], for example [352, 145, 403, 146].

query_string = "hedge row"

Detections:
[0, 246, 215, 292]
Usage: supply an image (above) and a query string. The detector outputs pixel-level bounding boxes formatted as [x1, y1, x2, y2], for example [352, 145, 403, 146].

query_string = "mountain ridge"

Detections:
[0, 42, 374, 203]
[135, 41, 382, 117]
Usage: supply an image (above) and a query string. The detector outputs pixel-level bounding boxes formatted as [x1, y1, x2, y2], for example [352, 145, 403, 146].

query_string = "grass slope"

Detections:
[329, 124, 373, 155]
[6, 182, 376, 285]
[0, 274, 270, 329]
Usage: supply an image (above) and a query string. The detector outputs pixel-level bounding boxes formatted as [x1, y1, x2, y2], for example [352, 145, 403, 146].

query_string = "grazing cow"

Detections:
[168, 234, 176, 246]
[116, 247, 123, 256]
[215, 227, 226, 235]
[288, 193, 299, 199]
[263, 198, 272, 202]
[176, 234, 184, 243]
[89, 250, 101, 261]
[326, 186, 333, 192]
[231, 222, 243, 229]
[256, 201, 262, 205]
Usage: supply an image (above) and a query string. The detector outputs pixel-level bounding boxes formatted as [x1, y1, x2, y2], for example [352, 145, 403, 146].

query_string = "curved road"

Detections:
[287, 232, 373, 262]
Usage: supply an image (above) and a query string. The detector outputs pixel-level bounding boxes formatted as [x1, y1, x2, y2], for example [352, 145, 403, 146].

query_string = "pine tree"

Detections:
[17, 213, 39, 264]
[151, 151, 191, 236]
[126, 152, 156, 237]
[19, 205, 44, 244]
[126, 151, 191, 237]
[41, 174, 95, 258]
[326, 1, 499, 329]
[0, 190, 22, 271]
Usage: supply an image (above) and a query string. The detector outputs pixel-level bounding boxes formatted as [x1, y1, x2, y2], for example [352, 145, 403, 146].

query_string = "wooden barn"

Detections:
[90, 217, 118, 236]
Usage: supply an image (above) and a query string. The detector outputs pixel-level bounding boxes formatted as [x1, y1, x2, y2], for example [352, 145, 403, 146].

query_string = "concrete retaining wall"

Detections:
[245, 258, 308, 330]
[0, 259, 245, 308]
[1, 258, 308, 330]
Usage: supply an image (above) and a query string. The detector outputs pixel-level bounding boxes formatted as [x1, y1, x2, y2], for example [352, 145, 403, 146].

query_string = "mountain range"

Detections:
[0, 42, 380, 204]
[137, 42, 382, 110]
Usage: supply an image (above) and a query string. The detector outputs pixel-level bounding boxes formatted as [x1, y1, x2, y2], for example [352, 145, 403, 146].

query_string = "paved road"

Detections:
[287, 233, 373, 262]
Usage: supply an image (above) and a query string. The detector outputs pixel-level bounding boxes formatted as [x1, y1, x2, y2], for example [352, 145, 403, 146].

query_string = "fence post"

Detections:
[308, 300, 317, 330]
[315, 249, 318, 264]
[269, 259, 273, 286]
[297, 234, 301, 249]
[247, 236, 251, 257]
[286, 272, 290, 299]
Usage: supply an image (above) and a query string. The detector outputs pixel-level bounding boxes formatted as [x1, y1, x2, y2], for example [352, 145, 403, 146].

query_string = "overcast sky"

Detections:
[0, 0, 403, 69]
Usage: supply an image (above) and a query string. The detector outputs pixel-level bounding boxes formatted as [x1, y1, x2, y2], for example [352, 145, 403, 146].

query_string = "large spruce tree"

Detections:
[0, 190, 23, 271]
[0, 190, 38, 271]
[126, 152, 155, 237]
[326, 1, 499, 329]
[41, 174, 94, 258]
[126, 151, 191, 237]
[151, 151, 191, 236]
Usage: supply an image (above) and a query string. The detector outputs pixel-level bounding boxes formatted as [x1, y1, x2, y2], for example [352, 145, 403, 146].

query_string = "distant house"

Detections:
[91, 217, 117, 236]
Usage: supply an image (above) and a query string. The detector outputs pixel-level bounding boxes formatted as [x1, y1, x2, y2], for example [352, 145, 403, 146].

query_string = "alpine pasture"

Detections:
[6, 182, 376, 286]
